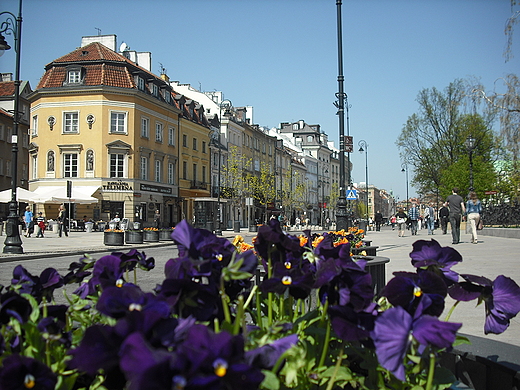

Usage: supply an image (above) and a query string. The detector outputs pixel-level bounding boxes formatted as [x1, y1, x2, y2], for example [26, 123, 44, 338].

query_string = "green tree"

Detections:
[396, 80, 497, 199]
[248, 161, 276, 223]
[221, 145, 251, 223]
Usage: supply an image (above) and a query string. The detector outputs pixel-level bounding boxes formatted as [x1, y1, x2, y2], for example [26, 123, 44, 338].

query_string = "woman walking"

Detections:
[466, 191, 482, 244]
[395, 208, 408, 237]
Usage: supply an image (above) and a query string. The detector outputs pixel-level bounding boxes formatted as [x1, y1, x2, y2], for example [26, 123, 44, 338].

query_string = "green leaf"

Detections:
[260, 370, 280, 390]
[453, 335, 471, 347]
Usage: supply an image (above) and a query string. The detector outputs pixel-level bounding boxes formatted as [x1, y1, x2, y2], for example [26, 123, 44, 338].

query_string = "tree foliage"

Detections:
[396, 79, 498, 200]
[221, 145, 251, 220]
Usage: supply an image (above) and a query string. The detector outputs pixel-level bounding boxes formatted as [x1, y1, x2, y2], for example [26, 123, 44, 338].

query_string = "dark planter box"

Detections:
[352, 255, 389, 296]
[125, 231, 143, 244]
[159, 230, 173, 241]
[104, 231, 125, 246]
[143, 230, 159, 242]
[352, 245, 379, 256]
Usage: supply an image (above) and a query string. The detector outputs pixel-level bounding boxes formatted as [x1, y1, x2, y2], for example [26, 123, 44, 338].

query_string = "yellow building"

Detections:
[28, 36, 210, 227]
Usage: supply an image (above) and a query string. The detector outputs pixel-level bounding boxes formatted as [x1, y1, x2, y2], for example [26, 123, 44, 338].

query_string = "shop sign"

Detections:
[140, 183, 173, 194]
[102, 181, 133, 191]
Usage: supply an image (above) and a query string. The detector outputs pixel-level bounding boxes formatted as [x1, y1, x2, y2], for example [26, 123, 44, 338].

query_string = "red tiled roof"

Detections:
[52, 42, 129, 65]
[0, 82, 15, 97]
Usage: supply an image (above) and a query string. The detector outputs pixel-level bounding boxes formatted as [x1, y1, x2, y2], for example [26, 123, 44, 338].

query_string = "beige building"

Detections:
[28, 36, 211, 227]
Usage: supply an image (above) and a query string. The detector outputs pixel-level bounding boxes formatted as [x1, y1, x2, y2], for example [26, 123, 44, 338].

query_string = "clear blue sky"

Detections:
[2, 0, 518, 203]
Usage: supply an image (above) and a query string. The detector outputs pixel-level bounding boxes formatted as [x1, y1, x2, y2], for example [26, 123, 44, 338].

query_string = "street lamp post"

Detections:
[1, 0, 24, 254]
[465, 135, 476, 193]
[335, 0, 350, 231]
[214, 99, 232, 235]
[401, 163, 409, 211]
[358, 140, 368, 221]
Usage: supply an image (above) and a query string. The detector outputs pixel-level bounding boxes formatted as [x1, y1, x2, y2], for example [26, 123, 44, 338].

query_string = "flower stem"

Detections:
[255, 288, 262, 326]
[318, 318, 331, 367]
[233, 295, 245, 335]
[219, 277, 231, 324]
[133, 268, 137, 285]
[444, 300, 460, 322]
[325, 349, 344, 390]
[425, 352, 435, 390]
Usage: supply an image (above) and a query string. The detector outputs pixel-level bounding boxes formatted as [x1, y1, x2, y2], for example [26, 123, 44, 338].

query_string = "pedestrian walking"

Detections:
[57, 205, 69, 237]
[154, 210, 161, 229]
[423, 203, 435, 235]
[24, 206, 33, 237]
[26, 217, 36, 238]
[466, 191, 482, 244]
[446, 187, 465, 244]
[396, 208, 408, 237]
[36, 212, 46, 238]
[390, 215, 396, 230]
[375, 211, 383, 231]
[408, 203, 419, 235]
[439, 203, 449, 234]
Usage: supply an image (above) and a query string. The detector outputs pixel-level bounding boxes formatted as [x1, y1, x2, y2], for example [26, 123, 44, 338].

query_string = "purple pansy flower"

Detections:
[409, 239, 462, 283]
[0, 355, 57, 390]
[260, 261, 315, 299]
[254, 218, 304, 265]
[0, 291, 32, 324]
[11, 265, 40, 296]
[90, 254, 125, 290]
[449, 274, 520, 334]
[328, 303, 378, 341]
[111, 249, 155, 272]
[244, 334, 298, 370]
[382, 271, 447, 317]
[372, 306, 461, 381]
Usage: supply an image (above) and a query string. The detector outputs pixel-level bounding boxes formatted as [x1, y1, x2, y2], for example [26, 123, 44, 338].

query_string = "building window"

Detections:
[0, 158, 4, 175]
[307, 135, 313, 143]
[136, 76, 145, 91]
[155, 160, 162, 182]
[31, 115, 38, 136]
[182, 134, 187, 147]
[193, 138, 197, 150]
[0, 124, 4, 141]
[202, 141, 206, 153]
[168, 162, 175, 185]
[202, 165, 206, 184]
[151, 84, 159, 97]
[183, 161, 187, 179]
[68, 70, 81, 84]
[6, 160, 11, 177]
[155, 122, 163, 143]
[32, 155, 37, 179]
[193, 164, 197, 182]
[140, 157, 148, 180]
[141, 117, 149, 138]
[110, 111, 127, 134]
[63, 153, 78, 177]
[168, 127, 175, 146]
[63, 112, 79, 133]
[110, 153, 125, 178]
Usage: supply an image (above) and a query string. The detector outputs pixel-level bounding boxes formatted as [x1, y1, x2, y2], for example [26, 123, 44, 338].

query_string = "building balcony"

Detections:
[191, 180, 208, 190]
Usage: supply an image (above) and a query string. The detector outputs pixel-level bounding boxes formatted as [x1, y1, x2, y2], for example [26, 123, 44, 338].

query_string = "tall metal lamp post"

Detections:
[214, 99, 232, 235]
[358, 140, 368, 221]
[401, 163, 409, 211]
[334, 0, 351, 231]
[1, 0, 24, 254]
[465, 135, 476, 192]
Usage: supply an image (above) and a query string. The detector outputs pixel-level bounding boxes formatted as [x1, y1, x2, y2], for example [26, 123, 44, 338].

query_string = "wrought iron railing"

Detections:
[481, 200, 520, 228]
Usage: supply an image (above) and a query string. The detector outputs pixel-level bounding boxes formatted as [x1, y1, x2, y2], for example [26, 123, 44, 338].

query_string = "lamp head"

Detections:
[0, 34, 12, 57]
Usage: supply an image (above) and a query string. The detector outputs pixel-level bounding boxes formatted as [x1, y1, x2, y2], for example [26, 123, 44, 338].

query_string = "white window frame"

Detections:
[32, 155, 37, 179]
[168, 162, 175, 185]
[63, 153, 78, 177]
[168, 127, 175, 146]
[154, 159, 162, 182]
[155, 122, 163, 143]
[63, 112, 79, 134]
[140, 156, 148, 180]
[141, 117, 150, 138]
[110, 111, 127, 134]
[68, 70, 81, 84]
[110, 153, 126, 178]
[32, 115, 38, 136]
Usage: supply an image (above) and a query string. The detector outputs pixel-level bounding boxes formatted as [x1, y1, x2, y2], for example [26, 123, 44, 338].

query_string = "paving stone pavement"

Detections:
[0, 224, 518, 347]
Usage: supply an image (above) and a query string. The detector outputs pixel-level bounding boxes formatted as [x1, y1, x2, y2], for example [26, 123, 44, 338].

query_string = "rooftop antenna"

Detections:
[159, 62, 167, 75]
[95, 27, 101, 35]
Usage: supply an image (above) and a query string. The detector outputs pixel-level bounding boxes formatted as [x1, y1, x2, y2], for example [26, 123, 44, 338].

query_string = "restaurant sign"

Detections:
[102, 181, 133, 191]
[140, 183, 173, 194]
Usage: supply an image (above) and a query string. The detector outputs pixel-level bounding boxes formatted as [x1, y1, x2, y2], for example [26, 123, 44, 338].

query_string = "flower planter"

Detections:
[103, 231, 125, 246]
[143, 230, 159, 242]
[125, 230, 143, 244]
[159, 230, 173, 241]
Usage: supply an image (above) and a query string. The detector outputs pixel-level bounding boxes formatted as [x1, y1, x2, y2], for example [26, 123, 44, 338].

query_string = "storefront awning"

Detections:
[32, 186, 100, 204]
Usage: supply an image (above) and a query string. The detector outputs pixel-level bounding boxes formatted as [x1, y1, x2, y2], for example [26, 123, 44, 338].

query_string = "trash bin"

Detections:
[233, 221, 241, 233]
[359, 220, 368, 233]
[85, 221, 94, 233]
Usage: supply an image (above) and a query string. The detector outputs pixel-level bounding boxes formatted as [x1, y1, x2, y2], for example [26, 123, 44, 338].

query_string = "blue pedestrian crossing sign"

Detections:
[346, 189, 357, 200]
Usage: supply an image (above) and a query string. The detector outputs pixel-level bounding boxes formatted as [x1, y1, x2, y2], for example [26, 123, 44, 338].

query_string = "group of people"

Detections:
[391, 187, 482, 244]
[22, 204, 70, 238]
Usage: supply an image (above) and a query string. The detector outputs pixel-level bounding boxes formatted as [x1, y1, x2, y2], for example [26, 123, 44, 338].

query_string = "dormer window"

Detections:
[64, 66, 84, 86]
[68, 70, 81, 83]
[151, 83, 159, 97]
[136, 76, 145, 91]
